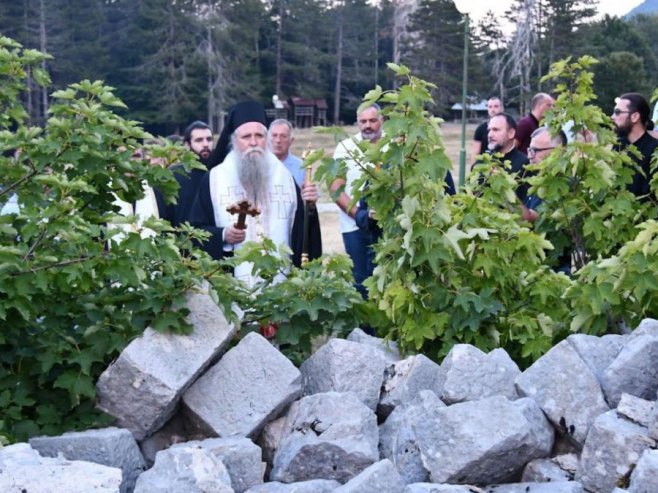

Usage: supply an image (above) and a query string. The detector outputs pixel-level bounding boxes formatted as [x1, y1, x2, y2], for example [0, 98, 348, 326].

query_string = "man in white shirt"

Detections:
[330, 104, 383, 297]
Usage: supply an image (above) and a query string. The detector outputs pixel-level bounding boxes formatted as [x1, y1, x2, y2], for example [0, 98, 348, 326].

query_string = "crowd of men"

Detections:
[130, 90, 657, 294]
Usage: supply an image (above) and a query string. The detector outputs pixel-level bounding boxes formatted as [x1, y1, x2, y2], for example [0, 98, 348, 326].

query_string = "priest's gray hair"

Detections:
[229, 123, 272, 153]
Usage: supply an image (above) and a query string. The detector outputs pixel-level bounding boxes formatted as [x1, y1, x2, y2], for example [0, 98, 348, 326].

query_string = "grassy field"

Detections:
[290, 122, 479, 254]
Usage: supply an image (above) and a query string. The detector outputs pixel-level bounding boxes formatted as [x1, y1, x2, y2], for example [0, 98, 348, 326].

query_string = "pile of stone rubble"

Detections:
[1, 288, 657, 493]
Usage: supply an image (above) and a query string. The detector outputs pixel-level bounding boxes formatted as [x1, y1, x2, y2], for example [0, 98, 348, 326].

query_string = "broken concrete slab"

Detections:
[183, 332, 302, 438]
[96, 286, 238, 440]
[300, 338, 387, 410]
[270, 391, 379, 484]
[515, 339, 609, 446]
[29, 427, 145, 493]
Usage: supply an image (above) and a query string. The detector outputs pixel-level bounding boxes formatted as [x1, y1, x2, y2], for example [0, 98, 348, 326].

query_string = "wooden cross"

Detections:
[226, 200, 260, 230]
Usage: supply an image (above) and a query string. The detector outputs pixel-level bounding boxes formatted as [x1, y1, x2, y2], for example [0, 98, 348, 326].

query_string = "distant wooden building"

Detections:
[290, 97, 329, 128]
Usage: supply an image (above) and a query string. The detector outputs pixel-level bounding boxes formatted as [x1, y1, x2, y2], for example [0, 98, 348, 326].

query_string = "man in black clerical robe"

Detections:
[188, 101, 321, 280]
[158, 121, 216, 226]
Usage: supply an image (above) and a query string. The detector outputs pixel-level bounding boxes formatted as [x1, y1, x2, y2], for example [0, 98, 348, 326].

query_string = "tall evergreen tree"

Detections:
[401, 0, 465, 115]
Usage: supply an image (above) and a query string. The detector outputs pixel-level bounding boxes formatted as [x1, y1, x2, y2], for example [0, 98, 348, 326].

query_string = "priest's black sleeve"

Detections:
[153, 187, 175, 224]
[188, 172, 226, 260]
[290, 185, 322, 267]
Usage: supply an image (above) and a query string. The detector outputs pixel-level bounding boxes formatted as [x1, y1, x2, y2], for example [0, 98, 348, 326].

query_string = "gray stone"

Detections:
[416, 396, 554, 485]
[629, 318, 658, 339]
[97, 287, 237, 440]
[521, 457, 575, 482]
[0, 442, 43, 466]
[244, 479, 341, 493]
[617, 393, 655, 427]
[29, 427, 145, 493]
[300, 338, 387, 410]
[628, 448, 658, 493]
[440, 345, 520, 404]
[515, 339, 609, 446]
[379, 390, 445, 484]
[347, 328, 401, 363]
[404, 485, 485, 493]
[134, 444, 233, 493]
[0, 445, 122, 493]
[271, 391, 379, 484]
[567, 333, 625, 384]
[334, 459, 406, 493]
[183, 332, 302, 438]
[379, 354, 443, 418]
[257, 415, 289, 467]
[602, 321, 658, 407]
[649, 391, 658, 441]
[576, 409, 656, 493]
[171, 437, 264, 493]
[482, 482, 584, 493]
[138, 410, 190, 468]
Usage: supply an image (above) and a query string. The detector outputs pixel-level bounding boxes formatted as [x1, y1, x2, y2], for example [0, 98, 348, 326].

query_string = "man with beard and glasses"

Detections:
[160, 121, 216, 226]
[189, 101, 321, 284]
[612, 92, 658, 198]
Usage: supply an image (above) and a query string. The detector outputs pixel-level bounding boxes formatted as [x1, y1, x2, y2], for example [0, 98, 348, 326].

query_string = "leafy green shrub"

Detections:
[0, 36, 220, 441]
[316, 64, 572, 366]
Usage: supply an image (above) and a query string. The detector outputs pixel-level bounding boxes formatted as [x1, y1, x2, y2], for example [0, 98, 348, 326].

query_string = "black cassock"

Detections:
[156, 163, 213, 227]
[188, 172, 322, 268]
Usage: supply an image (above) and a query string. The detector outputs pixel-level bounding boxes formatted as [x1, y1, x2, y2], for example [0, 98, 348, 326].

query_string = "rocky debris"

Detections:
[169, 437, 264, 493]
[244, 479, 341, 492]
[566, 333, 625, 385]
[627, 448, 658, 492]
[649, 391, 658, 441]
[515, 338, 609, 446]
[96, 287, 237, 440]
[12, 317, 658, 493]
[415, 396, 554, 485]
[616, 393, 655, 427]
[183, 332, 302, 438]
[379, 390, 446, 484]
[575, 409, 656, 493]
[404, 484, 485, 492]
[521, 455, 576, 482]
[482, 482, 584, 492]
[601, 319, 658, 407]
[134, 443, 234, 493]
[379, 354, 444, 418]
[300, 338, 388, 410]
[29, 427, 145, 493]
[0, 442, 122, 493]
[440, 345, 520, 404]
[333, 459, 406, 493]
[347, 327, 402, 362]
[138, 411, 189, 467]
[270, 391, 379, 484]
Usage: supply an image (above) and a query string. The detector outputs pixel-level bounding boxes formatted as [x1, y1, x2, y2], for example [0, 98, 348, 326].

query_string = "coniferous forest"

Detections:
[2, 0, 658, 134]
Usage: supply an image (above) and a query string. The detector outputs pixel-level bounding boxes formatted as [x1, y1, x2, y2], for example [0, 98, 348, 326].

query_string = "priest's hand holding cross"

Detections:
[224, 200, 260, 244]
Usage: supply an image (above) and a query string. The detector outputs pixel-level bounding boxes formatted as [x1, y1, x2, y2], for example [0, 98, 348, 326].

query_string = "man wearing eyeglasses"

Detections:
[522, 127, 565, 223]
[612, 93, 658, 198]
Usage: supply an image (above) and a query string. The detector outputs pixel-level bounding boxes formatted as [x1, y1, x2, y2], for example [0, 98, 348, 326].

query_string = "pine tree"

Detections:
[400, 0, 465, 114]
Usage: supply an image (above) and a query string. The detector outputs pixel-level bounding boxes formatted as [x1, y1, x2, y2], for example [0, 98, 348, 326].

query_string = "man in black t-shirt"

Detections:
[612, 92, 658, 199]
[473, 97, 503, 157]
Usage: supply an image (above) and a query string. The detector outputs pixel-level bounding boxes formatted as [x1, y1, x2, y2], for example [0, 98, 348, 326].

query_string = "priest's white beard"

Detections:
[237, 147, 272, 205]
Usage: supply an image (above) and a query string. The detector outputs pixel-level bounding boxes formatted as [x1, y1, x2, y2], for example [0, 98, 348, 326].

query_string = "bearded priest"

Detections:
[189, 101, 322, 283]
